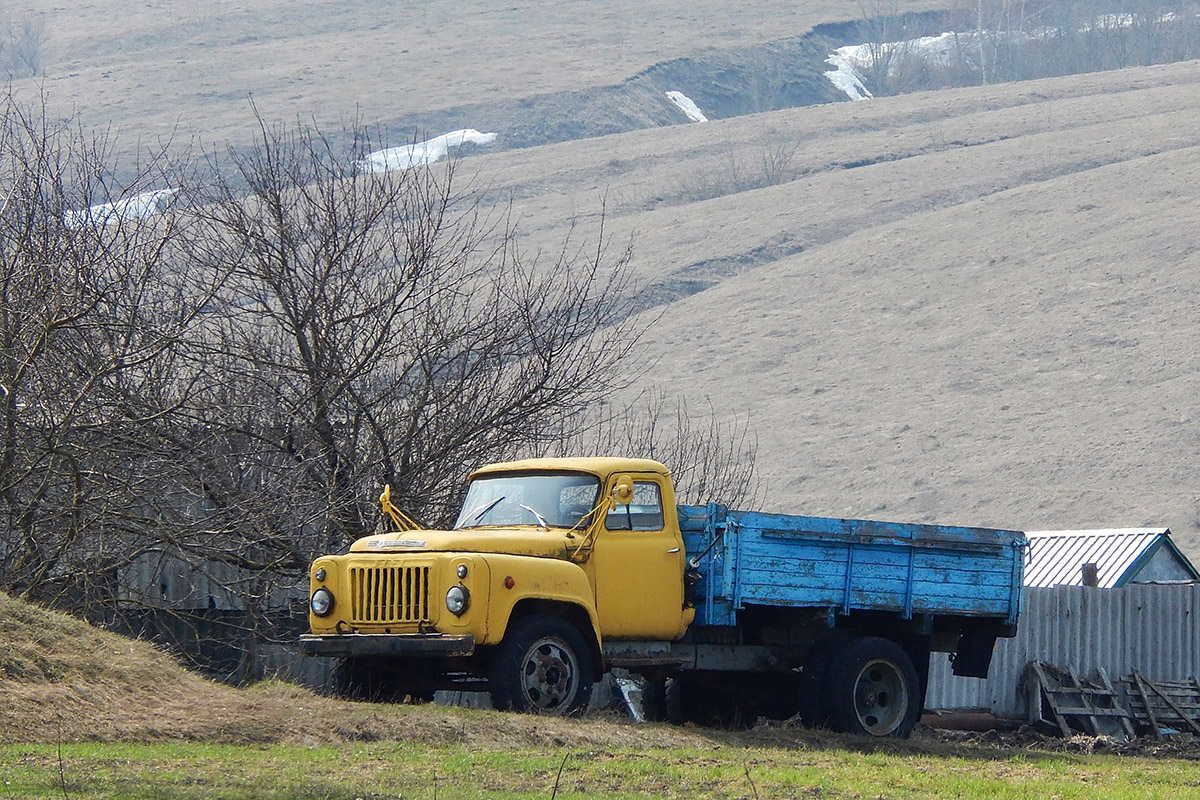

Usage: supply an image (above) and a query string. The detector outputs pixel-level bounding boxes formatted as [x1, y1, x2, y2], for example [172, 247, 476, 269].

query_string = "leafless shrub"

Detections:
[676, 135, 800, 203]
[0, 12, 47, 78]
[0, 98, 655, 680]
[554, 388, 760, 509]
[0, 91, 207, 610]
[139, 111, 649, 632]
[857, 0, 1200, 93]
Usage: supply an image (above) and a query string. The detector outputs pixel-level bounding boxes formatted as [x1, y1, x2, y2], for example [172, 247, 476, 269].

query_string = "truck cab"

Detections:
[301, 457, 693, 712]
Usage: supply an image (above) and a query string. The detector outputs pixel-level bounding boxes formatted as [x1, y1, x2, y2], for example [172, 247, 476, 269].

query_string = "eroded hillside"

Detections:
[9, 1, 1200, 561]
[463, 59, 1200, 556]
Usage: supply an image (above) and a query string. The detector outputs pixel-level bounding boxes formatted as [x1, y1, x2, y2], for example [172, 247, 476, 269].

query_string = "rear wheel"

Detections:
[822, 636, 920, 738]
[489, 614, 594, 715]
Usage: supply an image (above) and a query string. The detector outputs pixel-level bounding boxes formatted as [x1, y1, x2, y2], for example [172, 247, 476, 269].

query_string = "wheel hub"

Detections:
[521, 639, 576, 709]
[853, 659, 907, 735]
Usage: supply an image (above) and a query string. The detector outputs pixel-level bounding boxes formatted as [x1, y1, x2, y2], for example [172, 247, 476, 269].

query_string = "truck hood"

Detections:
[349, 527, 582, 559]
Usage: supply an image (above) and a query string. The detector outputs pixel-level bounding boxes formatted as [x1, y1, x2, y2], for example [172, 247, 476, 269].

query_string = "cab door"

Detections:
[590, 476, 688, 640]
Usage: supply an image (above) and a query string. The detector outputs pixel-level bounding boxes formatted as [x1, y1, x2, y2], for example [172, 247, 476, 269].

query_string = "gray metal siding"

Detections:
[926, 584, 1200, 715]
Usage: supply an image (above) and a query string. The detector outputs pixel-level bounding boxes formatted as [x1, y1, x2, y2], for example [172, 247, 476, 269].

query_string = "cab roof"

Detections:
[469, 456, 671, 480]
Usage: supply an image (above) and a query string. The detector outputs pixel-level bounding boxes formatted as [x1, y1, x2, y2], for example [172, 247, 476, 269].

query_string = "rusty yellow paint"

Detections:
[308, 457, 693, 646]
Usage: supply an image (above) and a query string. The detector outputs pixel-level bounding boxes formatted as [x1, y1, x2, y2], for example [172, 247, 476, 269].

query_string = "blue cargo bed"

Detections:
[678, 504, 1026, 629]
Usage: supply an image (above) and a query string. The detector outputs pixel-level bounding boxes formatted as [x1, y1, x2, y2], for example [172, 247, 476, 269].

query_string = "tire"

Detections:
[822, 636, 921, 738]
[488, 614, 594, 715]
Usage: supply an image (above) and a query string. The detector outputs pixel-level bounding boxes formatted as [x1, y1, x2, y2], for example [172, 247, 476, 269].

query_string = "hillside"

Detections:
[0, 590, 717, 747]
[12, 1, 1200, 560]
[458, 59, 1200, 556]
[19, 0, 935, 154]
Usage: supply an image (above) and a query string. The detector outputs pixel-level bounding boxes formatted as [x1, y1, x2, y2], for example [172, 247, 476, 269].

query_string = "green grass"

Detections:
[2, 740, 1199, 800]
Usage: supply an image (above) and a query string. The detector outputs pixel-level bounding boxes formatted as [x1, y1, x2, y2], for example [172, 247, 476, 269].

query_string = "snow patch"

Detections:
[359, 129, 498, 173]
[824, 49, 875, 101]
[666, 90, 708, 122]
[826, 12, 1188, 100]
[66, 188, 178, 229]
[827, 32, 992, 100]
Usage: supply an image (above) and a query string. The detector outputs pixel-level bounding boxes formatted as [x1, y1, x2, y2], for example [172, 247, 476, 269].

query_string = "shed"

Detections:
[1023, 528, 1199, 588]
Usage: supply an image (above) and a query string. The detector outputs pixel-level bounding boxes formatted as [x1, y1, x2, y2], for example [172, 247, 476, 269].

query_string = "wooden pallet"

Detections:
[1025, 661, 1136, 740]
[1123, 671, 1200, 740]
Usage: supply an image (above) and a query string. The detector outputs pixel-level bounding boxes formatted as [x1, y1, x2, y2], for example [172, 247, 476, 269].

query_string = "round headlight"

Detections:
[445, 585, 470, 616]
[310, 587, 335, 616]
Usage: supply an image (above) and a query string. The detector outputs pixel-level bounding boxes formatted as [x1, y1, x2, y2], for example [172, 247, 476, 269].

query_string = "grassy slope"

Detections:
[16, 6, 1200, 551]
[0, 590, 712, 747]
[21, 0, 932, 150]
[460, 60, 1200, 557]
[3, 592, 1199, 797]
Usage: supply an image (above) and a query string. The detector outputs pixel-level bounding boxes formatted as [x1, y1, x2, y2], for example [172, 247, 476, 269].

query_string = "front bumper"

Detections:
[299, 633, 476, 659]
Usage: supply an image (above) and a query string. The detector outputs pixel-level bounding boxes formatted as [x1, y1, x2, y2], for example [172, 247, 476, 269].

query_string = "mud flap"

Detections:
[951, 631, 997, 678]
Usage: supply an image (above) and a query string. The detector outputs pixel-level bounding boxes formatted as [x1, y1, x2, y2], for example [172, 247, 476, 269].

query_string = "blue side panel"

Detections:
[678, 504, 1026, 628]
[678, 503, 736, 626]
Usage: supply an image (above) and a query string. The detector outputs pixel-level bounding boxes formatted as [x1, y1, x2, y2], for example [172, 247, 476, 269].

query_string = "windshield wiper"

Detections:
[461, 495, 506, 526]
[520, 504, 550, 529]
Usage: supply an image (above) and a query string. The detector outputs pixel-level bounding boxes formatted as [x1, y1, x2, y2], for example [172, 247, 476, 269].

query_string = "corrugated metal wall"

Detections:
[926, 584, 1200, 716]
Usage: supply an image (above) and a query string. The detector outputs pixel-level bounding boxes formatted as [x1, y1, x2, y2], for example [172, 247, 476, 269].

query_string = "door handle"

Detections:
[666, 547, 680, 553]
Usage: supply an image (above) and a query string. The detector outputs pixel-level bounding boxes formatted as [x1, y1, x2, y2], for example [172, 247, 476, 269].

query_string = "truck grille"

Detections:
[349, 564, 431, 624]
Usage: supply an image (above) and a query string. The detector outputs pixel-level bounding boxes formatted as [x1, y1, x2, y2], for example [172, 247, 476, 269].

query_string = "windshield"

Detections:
[454, 472, 601, 529]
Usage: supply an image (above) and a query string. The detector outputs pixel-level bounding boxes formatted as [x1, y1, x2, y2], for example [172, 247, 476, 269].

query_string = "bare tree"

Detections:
[555, 389, 760, 509]
[0, 93, 206, 609]
[155, 113, 648, 615]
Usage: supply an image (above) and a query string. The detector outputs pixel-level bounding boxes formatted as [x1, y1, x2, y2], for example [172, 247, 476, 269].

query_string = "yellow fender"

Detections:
[480, 553, 602, 651]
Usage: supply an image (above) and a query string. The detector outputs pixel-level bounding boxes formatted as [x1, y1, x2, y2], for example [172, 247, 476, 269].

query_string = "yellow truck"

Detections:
[300, 456, 1025, 737]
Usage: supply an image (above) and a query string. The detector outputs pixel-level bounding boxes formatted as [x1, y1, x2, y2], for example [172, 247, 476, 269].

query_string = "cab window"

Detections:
[606, 480, 664, 531]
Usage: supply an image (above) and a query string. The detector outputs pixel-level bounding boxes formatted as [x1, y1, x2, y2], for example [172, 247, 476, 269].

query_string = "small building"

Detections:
[1023, 528, 1200, 588]
[925, 528, 1200, 716]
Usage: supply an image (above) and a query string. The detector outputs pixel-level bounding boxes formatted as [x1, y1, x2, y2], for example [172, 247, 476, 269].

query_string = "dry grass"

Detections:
[0, 590, 722, 748]
[456, 59, 1200, 558]
[13, 1, 1200, 558]
[7, 586, 1200, 791]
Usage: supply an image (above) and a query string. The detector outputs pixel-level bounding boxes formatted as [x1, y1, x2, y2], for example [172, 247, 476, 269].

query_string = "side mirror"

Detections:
[612, 474, 634, 505]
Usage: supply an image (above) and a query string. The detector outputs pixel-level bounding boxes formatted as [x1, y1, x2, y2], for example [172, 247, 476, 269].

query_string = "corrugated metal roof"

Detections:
[1023, 528, 1172, 588]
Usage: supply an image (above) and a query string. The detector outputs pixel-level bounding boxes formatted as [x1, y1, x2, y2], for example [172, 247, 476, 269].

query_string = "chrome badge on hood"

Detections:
[369, 539, 427, 548]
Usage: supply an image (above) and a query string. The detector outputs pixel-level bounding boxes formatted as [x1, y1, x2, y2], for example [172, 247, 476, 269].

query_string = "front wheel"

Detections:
[823, 636, 921, 738]
[488, 615, 594, 715]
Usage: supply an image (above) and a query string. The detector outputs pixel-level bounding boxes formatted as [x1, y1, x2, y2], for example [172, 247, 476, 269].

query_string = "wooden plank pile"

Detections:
[1023, 661, 1200, 741]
